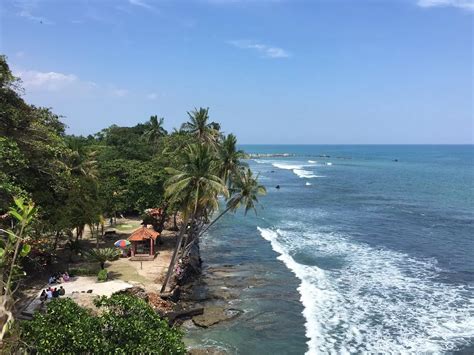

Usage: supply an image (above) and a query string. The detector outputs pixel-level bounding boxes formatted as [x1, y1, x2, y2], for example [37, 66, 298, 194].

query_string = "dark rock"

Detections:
[275, 185, 280, 189]
[192, 306, 242, 328]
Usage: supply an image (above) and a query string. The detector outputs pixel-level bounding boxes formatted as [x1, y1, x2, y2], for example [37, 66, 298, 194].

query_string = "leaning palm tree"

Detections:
[143, 115, 167, 147]
[181, 107, 220, 147]
[198, 167, 266, 238]
[160, 144, 227, 293]
[217, 133, 247, 187]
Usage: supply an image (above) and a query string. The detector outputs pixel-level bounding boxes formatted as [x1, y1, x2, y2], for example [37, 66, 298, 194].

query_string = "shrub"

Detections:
[21, 295, 185, 354]
[21, 298, 104, 354]
[97, 268, 108, 282]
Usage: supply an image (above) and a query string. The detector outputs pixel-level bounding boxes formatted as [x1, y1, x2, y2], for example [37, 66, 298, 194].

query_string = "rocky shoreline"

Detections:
[120, 237, 240, 354]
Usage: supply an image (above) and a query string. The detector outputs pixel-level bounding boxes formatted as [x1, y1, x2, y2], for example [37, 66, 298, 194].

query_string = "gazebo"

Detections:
[128, 226, 160, 261]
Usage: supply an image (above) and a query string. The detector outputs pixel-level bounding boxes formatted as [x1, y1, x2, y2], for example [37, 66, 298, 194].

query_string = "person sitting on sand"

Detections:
[52, 288, 59, 298]
[58, 286, 65, 296]
[46, 289, 53, 299]
[62, 272, 70, 282]
[48, 275, 56, 284]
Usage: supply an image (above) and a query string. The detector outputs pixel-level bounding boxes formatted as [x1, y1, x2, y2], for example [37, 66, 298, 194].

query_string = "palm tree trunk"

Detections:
[173, 211, 178, 230]
[198, 205, 232, 238]
[160, 214, 190, 294]
[180, 185, 200, 258]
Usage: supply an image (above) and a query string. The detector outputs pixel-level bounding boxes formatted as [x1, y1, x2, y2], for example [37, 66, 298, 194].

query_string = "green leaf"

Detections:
[20, 244, 31, 257]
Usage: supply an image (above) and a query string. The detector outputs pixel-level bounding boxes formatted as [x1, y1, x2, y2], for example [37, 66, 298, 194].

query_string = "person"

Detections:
[39, 290, 47, 302]
[52, 288, 59, 298]
[48, 275, 56, 284]
[58, 286, 65, 296]
[46, 289, 53, 299]
[62, 272, 70, 282]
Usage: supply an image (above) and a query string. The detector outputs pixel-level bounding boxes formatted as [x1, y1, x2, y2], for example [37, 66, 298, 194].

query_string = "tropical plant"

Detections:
[217, 133, 247, 187]
[86, 247, 120, 269]
[143, 115, 167, 147]
[160, 144, 227, 293]
[0, 197, 36, 341]
[181, 107, 220, 147]
[97, 268, 108, 282]
[199, 167, 266, 238]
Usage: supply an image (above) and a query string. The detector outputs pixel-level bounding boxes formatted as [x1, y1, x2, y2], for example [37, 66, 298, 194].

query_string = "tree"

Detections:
[143, 115, 167, 148]
[198, 167, 266, 238]
[86, 248, 120, 269]
[217, 133, 247, 187]
[160, 144, 227, 293]
[181, 107, 220, 147]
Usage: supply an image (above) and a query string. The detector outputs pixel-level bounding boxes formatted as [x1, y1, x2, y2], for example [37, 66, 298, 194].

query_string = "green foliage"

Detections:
[1, 197, 36, 341]
[21, 298, 105, 354]
[97, 268, 108, 282]
[21, 295, 185, 354]
[86, 248, 120, 269]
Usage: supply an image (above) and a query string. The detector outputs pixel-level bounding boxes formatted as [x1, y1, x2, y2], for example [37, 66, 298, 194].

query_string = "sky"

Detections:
[1, 0, 473, 144]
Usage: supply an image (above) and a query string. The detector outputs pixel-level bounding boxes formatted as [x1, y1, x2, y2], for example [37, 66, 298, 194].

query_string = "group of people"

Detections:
[48, 271, 70, 285]
[40, 286, 65, 301]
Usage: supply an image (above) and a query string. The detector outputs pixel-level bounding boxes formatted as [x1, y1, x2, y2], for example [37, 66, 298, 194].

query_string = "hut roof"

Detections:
[128, 226, 160, 242]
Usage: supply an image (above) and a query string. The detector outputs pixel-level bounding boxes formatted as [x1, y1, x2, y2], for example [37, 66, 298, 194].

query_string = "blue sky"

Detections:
[1, 0, 472, 143]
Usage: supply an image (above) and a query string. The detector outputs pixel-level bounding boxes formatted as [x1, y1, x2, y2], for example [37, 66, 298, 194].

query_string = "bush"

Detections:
[21, 295, 185, 354]
[97, 269, 108, 282]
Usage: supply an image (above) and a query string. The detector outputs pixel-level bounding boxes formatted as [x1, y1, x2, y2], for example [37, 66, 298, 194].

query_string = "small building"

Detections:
[128, 226, 160, 261]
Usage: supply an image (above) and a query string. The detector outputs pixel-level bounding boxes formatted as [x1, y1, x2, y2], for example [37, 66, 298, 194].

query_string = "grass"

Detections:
[106, 260, 149, 285]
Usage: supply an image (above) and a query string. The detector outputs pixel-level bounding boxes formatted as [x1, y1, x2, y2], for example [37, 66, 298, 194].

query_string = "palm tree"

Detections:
[181, 108, 220, 147]
[217, 134, 247, 187]
[143, 115, 167, 147]
[198, 168, 266, 238]
[86, 248, 120, 269]
[160, 144, 227, 293]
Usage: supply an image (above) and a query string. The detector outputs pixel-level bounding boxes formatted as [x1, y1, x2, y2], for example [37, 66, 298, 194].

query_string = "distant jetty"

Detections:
[247, 153, 296, 158]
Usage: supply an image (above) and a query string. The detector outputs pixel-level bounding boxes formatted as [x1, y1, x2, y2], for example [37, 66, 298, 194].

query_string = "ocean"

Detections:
[184, 145, 474, 354]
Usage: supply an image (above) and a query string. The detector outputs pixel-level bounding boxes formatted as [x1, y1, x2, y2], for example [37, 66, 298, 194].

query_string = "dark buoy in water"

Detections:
[393, 159, 399, 162]
[275, 185, 281, 189]
[270, 170, 275, 173]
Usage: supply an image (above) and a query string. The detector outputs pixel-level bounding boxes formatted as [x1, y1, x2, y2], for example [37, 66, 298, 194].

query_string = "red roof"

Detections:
[128, 227, 160, 242]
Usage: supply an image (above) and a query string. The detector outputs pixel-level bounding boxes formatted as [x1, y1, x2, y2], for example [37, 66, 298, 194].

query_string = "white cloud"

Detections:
[111, 88, 129, 97]
[228, 40, 290, 58]
[128, 0, 156, 11]
[13, 68, 130, 99]
[147, 92, 159, 100]
[417, 0, 474, 10]
[15, 70, 79, 91]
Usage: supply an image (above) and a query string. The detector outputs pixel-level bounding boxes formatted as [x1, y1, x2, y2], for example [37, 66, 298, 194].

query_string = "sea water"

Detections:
[185, 145, 474, 354]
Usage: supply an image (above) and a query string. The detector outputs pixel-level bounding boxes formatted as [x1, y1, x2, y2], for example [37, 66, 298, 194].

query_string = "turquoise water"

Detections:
[186, 145, 474, 354]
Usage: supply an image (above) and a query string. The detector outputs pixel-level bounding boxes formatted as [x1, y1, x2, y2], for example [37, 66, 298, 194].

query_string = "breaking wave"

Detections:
[258, 227, 474, 354]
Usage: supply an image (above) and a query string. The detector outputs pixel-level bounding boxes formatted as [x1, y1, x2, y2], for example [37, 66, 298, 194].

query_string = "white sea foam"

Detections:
[272, 162, 304, 170]
[308, 160, 317, 164]
[306, 182, 312, 186]
[272, 162, 323, 179]
[258, 226, 474, 354]
[326, 162, 332, 166]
